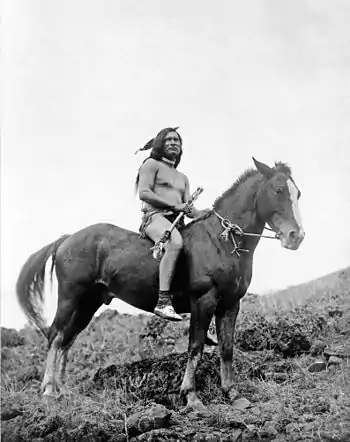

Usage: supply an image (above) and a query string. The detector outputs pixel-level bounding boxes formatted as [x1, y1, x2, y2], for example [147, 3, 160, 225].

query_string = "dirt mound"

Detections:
[235, 307, 328, 357]
[93, 352, 221, 408]
[93, 349, 287, 410]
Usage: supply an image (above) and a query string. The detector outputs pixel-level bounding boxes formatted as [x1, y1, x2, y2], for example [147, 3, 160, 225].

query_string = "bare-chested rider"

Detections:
[135, 127, 210, 321]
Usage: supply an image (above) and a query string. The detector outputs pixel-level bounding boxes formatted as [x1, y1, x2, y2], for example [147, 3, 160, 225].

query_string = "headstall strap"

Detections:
[213, 210, 278, 257]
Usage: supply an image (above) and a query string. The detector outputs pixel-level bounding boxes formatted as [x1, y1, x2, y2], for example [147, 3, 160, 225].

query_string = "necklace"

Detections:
[160, 157, 176, 167]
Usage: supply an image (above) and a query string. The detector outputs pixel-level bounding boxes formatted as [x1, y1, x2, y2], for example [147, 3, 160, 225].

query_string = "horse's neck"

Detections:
[215, 174, 264, 233]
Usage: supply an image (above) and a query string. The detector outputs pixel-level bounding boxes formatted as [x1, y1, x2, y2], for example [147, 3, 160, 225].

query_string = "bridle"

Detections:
[213, 210, 280, 257]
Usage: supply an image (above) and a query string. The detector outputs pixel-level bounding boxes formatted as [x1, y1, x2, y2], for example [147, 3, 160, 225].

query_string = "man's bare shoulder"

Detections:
[139, 158, 160, 173]
[177, 170, 189, 182]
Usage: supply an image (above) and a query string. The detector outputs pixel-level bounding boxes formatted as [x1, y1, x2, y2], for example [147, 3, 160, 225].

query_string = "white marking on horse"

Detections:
[43, 257, 59, 326]
[287, 179, 304, 232]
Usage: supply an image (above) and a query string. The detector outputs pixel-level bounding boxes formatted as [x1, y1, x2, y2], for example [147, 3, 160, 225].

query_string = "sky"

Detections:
[2, 0, 350, 330]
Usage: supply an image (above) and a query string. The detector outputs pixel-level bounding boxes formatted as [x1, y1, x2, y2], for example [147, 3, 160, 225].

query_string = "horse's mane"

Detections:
[185, 161, 292, 227]
[213, 168, 258, 210]
[213, 161, 292, 209]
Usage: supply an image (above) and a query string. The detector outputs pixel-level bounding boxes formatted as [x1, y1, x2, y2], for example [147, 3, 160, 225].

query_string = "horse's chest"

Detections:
[212, 259, 251, 295]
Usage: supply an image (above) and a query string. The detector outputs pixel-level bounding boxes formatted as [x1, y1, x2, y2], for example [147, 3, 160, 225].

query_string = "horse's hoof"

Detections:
[184, 392, 207, 412]
[42, 389, 59, 399]
[41, 382, 60, 398]
[186, 399, 207, 412]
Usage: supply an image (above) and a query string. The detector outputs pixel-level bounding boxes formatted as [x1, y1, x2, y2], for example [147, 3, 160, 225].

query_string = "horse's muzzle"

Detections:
[279, 228, 305, 250]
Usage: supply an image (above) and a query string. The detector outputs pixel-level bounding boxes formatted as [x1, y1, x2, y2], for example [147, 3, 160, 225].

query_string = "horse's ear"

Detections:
[252, 157, 274, 179]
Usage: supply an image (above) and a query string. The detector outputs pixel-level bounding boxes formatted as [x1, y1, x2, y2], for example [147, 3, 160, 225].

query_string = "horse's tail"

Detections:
[16, 234, 70, 339]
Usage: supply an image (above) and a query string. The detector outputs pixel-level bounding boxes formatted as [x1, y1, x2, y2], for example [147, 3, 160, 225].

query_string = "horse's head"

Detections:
[253, 157, 305, 250]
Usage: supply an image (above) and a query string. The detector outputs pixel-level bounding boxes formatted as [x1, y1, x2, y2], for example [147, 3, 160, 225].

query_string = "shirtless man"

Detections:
[135, 127, 210, 321]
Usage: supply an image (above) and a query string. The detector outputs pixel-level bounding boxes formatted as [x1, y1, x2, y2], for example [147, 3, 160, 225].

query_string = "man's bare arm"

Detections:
[138, 159, 177, 210]
[183, 176, 206, 218]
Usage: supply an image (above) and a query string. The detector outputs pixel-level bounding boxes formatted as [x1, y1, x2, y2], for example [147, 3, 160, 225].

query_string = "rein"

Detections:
[213, 210, 280, 257]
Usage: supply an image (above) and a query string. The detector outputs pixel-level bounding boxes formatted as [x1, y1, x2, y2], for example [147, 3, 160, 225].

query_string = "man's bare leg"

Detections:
[145, 214, 183, 321]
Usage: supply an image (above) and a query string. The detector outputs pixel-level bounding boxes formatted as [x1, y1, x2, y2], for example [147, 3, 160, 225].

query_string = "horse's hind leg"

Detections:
[215, 299, 240, 401]
[180, 288, 217, 408]
[41, 280, 104, 396]
[42, 297, 77, 396]
[56, 288, 104, 390]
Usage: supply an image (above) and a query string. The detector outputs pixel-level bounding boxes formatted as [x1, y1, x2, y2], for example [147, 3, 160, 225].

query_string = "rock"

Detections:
[231, 398, 251, 410]
[324, 344, 350, 359]
[328, 356, 343, 366]
[131, 428, 186, 441]
[127, 404, 172, 437]
[308, 360, 327, 373]
[130, 428, 184, 441]
[302, 422, 315, 432]
[191, 430, 238, 442]
[250, 406, 261, 416]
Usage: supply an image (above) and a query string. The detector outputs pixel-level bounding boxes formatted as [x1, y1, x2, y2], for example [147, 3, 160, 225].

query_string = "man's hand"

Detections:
[187, 207, 212, 220]
[172, 202, 193, 215]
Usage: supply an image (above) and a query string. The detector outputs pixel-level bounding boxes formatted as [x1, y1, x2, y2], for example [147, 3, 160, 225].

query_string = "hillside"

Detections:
[263, 267, 349, 311]
[241, 267, 350, 314]
[1, 269, 350, 441]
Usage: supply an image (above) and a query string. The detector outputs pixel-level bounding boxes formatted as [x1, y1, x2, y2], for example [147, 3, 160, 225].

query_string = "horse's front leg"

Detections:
[215, 299, 240, 401]
[180, 287, 217, 409]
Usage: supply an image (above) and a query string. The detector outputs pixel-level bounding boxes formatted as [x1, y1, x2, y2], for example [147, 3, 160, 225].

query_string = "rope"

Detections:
[212, 210, 279, 257]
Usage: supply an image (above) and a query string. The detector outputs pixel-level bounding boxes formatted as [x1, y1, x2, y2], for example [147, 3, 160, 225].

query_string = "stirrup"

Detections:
[153, 305, 183, 322]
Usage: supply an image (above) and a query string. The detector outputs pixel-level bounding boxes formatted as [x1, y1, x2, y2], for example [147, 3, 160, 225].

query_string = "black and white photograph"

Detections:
[2, 1, 350, 440]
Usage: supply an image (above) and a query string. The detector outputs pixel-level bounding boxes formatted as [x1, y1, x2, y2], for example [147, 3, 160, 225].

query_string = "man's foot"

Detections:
[154, 305, 183, 322]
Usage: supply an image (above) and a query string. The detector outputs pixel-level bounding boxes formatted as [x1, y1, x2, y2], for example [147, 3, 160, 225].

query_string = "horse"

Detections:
[16, 157, 305, 408]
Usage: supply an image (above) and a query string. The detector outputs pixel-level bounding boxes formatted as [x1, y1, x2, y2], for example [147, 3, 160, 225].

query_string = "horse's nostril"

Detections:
[289, 230, 298, 241]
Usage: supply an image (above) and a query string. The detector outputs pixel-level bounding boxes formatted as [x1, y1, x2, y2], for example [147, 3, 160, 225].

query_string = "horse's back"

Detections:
[59, 223, 144, 250]
[54, 223, 152, 278]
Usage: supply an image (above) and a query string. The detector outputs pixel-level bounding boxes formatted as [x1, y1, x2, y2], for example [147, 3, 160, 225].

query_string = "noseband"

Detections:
[213, 210, 280, 257]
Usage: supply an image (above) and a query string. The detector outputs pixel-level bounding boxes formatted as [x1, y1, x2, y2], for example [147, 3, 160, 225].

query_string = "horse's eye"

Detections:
[276, 188, 284, 194]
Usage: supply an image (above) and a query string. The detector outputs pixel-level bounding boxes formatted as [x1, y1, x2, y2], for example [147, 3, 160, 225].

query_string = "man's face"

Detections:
[163, 132, 181, 159]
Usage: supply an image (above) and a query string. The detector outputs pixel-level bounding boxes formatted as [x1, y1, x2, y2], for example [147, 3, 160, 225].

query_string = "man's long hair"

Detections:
[135, 127, 183, 192]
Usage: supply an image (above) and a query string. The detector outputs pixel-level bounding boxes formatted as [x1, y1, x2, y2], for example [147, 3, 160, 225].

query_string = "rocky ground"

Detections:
[1, 268, 350, 441]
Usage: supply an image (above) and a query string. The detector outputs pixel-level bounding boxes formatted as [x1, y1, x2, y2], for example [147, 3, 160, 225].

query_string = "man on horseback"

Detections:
[135, 127, 210, 321]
